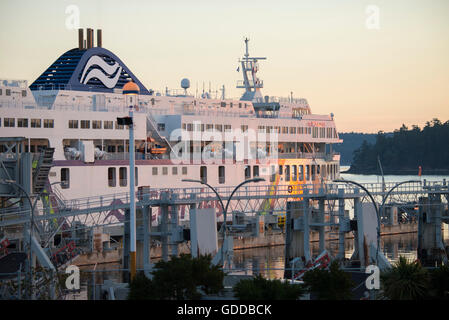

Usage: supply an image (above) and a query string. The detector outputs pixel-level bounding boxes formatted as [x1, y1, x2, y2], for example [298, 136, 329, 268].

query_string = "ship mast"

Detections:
[237, 38, 266, 102]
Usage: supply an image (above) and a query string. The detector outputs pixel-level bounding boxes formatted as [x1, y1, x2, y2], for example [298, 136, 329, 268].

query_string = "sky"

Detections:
[1, 0, 448, 133]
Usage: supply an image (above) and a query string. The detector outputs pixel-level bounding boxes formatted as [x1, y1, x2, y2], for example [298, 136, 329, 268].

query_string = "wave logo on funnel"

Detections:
[80, 55, 122, 88]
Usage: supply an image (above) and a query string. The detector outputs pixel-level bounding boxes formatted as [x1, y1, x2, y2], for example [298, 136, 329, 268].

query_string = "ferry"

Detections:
[0, 29, 342, 221]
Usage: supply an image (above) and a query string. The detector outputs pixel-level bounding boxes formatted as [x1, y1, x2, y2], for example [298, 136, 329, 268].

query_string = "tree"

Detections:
[428, 264, 449, 299]
[380, 256, 429, 300]
[127, 271, 156, 300]
[127, 254, 224, 300]
[302, 261, 354, 300]
[349, 118, 449, 174]
[233, 274, 305, 300]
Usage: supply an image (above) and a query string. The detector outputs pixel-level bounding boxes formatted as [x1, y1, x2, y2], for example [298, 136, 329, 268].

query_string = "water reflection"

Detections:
[73, 232, 448, 292]
[230, 232, 448, 279]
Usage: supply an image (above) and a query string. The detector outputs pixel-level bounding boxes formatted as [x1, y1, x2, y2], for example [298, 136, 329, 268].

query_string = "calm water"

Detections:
[340, 165, 449, 184]
[232, 168, 449, 279]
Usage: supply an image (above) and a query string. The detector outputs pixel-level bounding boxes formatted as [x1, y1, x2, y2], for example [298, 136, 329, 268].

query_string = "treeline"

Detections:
[348, 118, 449, 175]
[333, 132, 377, 165]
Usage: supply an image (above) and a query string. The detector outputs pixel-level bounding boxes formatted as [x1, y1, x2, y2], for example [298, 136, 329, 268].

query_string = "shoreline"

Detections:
[342, 168, 449, 176]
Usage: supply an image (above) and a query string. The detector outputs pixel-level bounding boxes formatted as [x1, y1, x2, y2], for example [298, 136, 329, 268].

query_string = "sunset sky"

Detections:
[1, 0, 448, 133]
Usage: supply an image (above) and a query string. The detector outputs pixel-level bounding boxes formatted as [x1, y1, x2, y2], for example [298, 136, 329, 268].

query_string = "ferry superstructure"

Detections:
[0, 30, 342, 217]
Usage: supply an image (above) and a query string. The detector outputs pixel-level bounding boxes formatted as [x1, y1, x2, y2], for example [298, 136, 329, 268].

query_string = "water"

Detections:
[228, 167, 449, 279]
[71, 168, 449, 295]
[340, 165, 449, 184]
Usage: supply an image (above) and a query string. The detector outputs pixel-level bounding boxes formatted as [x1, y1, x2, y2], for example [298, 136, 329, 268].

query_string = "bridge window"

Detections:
[306, 165, 310, 181]
[279, 165, 283, 176]
[104, 121, 113, 129]
[18, 118, 28, 128]
[135, 167, 138, 186]
[253, 165, 259, 177]
[108, 168, 116, 187]
[119, 167, 127, 187]
[68, 120, 78, 129]
[285, 165, 290, 181]
[298, 165, 304, 181]
[182, 167, 188, 175]
[162, 167, 168, 175]
[200, 166, 207, 183]
[292, 165, 297, 181]
[219, 166, 225, 184]
[61, 168, 70, 189]
[31, 119, 41, 128]
[270, 165, 276, 182]
[152, 167, 158, 175]
[172, 167, 178, 175]
[92, 120, 102, 129]
[80, 120, 90, 129]
[4, 118, 15, 127]
[44, 119, 54, 128]
[311, 165, 316, 181]
[244, 166, 251, 180]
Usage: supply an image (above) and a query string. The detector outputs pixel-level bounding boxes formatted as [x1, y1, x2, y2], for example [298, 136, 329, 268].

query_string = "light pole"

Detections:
[334, 179, 381, 265]
[380, 180, 421, 220]
[182, 177, 265, 264]
[119, 80, 140, 281]
[334, 179, 421, 265]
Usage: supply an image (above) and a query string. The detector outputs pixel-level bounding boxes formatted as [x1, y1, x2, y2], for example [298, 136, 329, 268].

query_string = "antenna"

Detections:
[221, 85, 225, 100]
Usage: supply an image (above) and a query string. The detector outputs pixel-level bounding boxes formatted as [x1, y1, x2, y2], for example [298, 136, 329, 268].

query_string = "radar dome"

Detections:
[181, 78, 190, 90]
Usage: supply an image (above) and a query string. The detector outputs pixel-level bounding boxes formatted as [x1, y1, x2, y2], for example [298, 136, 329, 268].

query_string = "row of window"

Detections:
[68, 120, 123, 130]
[312, 127, 338, 139]
[271, 163, 338, 182]
[194, 100, 248, 109]
[0, 89, 27, 97]
[1, 117, 54, 128]
[151, 166, 188, 176]
[181, 123, 337, 138]
[59, 164, 338, 190]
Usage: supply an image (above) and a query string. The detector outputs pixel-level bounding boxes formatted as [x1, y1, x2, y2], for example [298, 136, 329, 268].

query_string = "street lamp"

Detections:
[380, 180, 421, 219]
[334, 179, 381, 265]
[119, 80, 140, 281]
[182, 177, 265, 265]
[334, 179, 421, 266]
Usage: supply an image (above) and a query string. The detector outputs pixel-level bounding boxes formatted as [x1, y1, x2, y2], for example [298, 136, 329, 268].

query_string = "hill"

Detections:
[347, 119, 449, 175]
[333, 133, 377, 166]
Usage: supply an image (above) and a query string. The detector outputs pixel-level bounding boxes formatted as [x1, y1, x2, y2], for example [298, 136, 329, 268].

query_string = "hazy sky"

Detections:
[1, 0, 448, 133]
